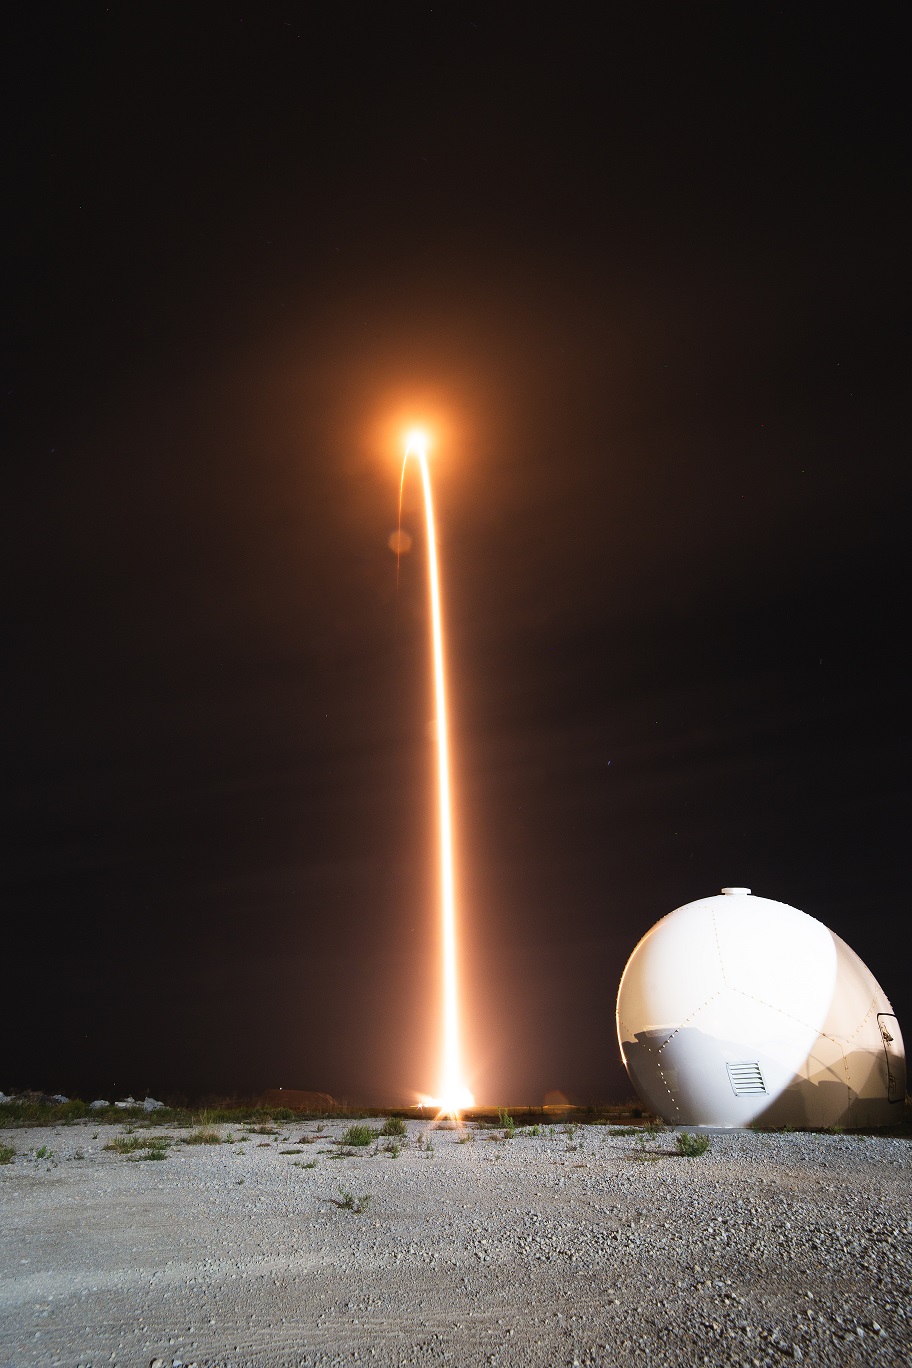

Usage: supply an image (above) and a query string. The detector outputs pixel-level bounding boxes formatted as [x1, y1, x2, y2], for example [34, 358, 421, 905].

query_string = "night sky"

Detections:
[5, 7, 909, 1106]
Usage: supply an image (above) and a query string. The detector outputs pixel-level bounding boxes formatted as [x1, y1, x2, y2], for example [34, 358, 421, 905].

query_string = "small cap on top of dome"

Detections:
[720, 886, 751, 896]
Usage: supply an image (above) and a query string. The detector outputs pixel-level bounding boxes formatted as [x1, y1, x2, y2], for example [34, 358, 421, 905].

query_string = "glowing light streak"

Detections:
[402, 429, 474, 1119]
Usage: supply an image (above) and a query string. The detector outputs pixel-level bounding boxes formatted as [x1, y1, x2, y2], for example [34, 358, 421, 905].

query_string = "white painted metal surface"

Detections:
[616, 887, 906, 1127]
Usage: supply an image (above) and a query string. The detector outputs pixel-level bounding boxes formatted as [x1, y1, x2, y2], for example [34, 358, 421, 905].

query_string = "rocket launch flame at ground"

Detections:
[401, 430, 474, 1119]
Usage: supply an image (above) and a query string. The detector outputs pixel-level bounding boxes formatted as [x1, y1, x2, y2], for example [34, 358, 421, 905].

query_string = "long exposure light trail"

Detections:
[402, 430, 474, 1119]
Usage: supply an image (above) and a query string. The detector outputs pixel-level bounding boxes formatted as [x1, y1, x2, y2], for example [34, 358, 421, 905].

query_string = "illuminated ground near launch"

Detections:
[400, 430, 474, 1119]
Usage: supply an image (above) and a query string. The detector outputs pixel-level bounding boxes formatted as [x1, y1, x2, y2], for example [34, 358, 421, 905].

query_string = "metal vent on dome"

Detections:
[726, 1061, 767, 1096]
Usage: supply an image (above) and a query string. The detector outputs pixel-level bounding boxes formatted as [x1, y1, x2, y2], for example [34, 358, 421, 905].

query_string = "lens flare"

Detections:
[401, 431, 474, 1120]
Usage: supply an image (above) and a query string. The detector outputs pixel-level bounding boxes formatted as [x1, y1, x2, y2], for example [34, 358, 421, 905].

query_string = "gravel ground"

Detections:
[1, 1118, 910, 1367]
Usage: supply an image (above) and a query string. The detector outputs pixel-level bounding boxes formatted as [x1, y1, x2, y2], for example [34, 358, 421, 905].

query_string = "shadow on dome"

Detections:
[621, 1023, 904, 1130]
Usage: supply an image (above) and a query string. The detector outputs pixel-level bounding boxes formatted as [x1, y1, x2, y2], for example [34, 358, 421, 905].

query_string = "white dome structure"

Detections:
[616, 887, 906, 1129]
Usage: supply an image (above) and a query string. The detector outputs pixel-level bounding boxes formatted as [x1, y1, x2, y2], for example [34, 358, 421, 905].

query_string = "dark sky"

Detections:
[4, 6, 909, 1105]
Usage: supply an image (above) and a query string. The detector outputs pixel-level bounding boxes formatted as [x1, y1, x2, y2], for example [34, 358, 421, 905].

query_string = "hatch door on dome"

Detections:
[877, 1015, 905, 1103]
[726, 1061, 767, 1096]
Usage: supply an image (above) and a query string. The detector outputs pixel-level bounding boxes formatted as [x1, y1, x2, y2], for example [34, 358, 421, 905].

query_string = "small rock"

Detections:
[90, 1100, 110, 1110]
[143, 1096, 165, 1112]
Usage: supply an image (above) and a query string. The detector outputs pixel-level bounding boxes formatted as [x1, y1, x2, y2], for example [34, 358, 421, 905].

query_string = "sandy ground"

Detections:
[1, 1117, 910, 1367]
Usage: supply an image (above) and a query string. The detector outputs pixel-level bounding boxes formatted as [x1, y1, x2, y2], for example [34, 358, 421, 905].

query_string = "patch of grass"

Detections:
[381, 1140, 402, 1158]
[607, 1126, 641, 1137]
[457, 1129, 475, 1144]
[294, 1159, 318, 1169]
[498, 1109, 515, 1138]
[0, 1098, 411, 1133]
[184, 1128, 222, 1145]
[379, 1116, 406, 1137]
[0, 1144, 15, 1164]
[296, 1135, 316, 1145]
[629, 1130, 663, 1162]
[340, 1124, 375, 1148]
[191, 1107, 276, 1125]
[104, 1134, 148, 1154]
[335, 1188, 372, 1213]
[59, 1099, 91, 1122]
[107, 1134, 171, 1160]
[0, 1099, 87, 1129]
[562, 1123, 578, 1141]
[35, 1145, 51, 1160]
[247, 1123, 278, 1135]
[416, 1131, 434, 1153]
[676, 1132, 711, 1157]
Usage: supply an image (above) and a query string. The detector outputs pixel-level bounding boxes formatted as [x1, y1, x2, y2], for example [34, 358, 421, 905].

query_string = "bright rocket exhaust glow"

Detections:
[402, 430, 474, 1119]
